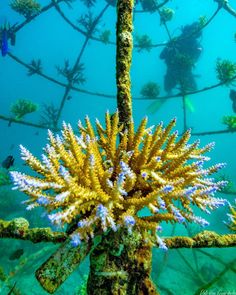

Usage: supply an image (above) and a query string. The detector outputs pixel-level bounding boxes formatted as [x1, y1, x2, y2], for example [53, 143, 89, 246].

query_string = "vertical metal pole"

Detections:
[116, 0, 134, 129]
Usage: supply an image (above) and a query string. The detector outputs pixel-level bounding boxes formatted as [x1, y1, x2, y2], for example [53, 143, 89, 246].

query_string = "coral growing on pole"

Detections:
[135, 34, 153, 52]
[140, 82, 160, 98]
[10, 0, 41, 18]
[10, 99, 38, 120]
[222, 115, 236, 130]
[10, 111, 227, 247]
[216, 58, 236, 86]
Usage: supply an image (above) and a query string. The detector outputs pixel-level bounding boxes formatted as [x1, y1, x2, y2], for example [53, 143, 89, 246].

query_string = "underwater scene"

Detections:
[0, 0, 236, 294]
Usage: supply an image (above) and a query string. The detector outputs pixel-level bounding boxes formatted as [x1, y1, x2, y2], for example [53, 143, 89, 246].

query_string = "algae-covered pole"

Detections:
[116, 0, 134, 129]
[87, 229, 159, 295]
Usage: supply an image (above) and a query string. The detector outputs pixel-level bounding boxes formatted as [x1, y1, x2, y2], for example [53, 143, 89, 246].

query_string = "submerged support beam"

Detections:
[35, 236, 93, 294]
[0, 218, 66, 243]
[163, 231, 236, 249]
[116, 0, 134, 129]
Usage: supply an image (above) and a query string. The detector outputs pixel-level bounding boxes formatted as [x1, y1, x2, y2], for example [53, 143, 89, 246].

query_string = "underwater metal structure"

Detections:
[0, 0, 236, 294]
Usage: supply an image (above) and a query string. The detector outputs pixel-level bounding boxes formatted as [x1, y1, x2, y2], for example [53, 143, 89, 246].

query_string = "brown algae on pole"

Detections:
[116, 0, 134, 129]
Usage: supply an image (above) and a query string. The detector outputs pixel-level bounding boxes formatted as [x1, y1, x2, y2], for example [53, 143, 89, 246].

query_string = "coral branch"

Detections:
[54, 3, 110, 125]
[10, 0, 41, 19]
[13, 0, 66, 32]
[10, 98, 38, 120]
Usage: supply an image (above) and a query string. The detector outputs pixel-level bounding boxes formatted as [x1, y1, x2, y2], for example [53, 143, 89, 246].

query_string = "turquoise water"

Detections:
[0, 0, 236, 294]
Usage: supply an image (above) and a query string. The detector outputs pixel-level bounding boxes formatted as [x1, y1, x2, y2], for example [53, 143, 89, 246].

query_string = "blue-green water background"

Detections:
[0, 0, 236, 294]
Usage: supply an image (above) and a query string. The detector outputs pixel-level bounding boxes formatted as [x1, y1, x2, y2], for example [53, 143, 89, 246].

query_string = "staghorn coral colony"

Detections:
[10, 0, 41, 19]
[1, 0, 236, 293]
[222, 115, 236, 130]
[10, 111, 227, 249]
[10, 98, 38, 120]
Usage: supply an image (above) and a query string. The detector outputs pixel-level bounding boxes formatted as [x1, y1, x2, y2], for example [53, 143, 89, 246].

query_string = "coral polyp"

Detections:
[10, 112, 227, 247]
